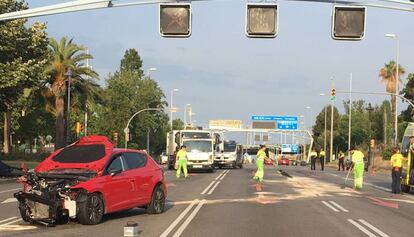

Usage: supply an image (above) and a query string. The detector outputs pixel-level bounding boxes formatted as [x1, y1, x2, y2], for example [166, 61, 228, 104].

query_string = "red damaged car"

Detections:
[14, 136, 167, 225]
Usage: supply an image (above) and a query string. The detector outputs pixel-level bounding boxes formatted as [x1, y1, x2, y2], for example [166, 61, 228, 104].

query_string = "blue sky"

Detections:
[26, 0, 414, 130]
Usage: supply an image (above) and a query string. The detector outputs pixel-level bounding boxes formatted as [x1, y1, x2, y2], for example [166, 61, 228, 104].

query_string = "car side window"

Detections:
[124, 152, 147, 170]
[107, 155, 124, 172]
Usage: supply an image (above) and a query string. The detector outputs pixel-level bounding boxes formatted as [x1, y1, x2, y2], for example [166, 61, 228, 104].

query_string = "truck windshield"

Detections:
[184, 140, 212, 153]
[224, 143, 237, 152]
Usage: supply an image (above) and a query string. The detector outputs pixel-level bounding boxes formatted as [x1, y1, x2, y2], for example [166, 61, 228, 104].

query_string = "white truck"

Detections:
[214, 140, 243, 169]
[166, 130, 217, 172]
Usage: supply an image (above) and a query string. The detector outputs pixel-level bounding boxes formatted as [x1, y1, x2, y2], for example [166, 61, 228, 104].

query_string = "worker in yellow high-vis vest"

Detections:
[253, 145, 267, 183]
[390, 147, 405, 194]
[319, 149, 326, 171]
[176, 145, 188, 178]
[350, 146, 365, 190]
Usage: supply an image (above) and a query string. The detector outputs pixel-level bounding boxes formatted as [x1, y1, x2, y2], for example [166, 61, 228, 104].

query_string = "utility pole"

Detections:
[348, 73, 353, 160]
[330, 78, 334, 162]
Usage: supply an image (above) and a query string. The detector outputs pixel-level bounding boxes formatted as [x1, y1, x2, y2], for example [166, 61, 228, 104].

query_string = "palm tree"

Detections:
[379, 60, 405, 142]
[44, 37, 99, 149]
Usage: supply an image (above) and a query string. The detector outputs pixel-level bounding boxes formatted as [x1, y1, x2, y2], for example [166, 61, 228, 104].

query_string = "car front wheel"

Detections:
[78, 193, 104, 225]
[147, 185, 166, 214]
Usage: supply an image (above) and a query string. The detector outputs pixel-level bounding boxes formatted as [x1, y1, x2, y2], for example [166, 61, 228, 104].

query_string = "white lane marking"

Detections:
[160, 199, 199, 237]
[358, 219, 390, 237]
[219, 170, 230, 181]
[0, 218, 22, 227]
[0, 188, 20, 194]
[0, 217, 18, 225]
[369, 184, 392, 192]
[1, 198, 17, 204]
[321, 201, 339, 212]
[200, 181, 216, 195]
[172, 199, 206, 237]
[214, 170, 226, 180]
[207, 181, 221, 195]
[329, 201, 349, 212]
[347, 219, 377, 237]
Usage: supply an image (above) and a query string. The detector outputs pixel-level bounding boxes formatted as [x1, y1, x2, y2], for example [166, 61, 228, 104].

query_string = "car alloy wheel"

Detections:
[87, 195, 103, 223]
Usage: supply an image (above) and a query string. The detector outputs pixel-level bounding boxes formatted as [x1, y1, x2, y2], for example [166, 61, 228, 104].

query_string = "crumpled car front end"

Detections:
[14, 171, 94, 226]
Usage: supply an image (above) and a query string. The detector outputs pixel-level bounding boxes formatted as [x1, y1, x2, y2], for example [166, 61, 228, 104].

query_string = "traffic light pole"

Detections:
[1, 0, 414, 22]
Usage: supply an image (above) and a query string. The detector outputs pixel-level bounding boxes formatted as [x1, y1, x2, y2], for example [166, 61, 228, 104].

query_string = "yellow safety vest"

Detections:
[176, 150, 187, 160]
[320, 151, 326, 157]
[310, 151, 317, 157]
[352, 150, 364, 166]
[257, 150, 266, 159]
[390, 153, 404, 168]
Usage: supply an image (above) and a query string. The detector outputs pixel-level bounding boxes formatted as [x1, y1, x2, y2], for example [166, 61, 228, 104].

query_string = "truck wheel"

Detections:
[78, 193, 104, 225]
[401, 184, 411, 193]
[147, 185, 166, 214]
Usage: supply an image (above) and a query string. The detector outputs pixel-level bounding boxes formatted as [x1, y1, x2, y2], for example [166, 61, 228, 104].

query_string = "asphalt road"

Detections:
[0, 164, 413, 237]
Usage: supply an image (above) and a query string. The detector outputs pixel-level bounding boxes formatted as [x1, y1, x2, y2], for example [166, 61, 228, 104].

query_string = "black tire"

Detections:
[18, 203, 31, 223]
[78, 193, 104, 225]
[238, 163, 243, 169]
[401, 184, 411, 193]
[208, 168, 214, 173]
[147, 185, 166, 214]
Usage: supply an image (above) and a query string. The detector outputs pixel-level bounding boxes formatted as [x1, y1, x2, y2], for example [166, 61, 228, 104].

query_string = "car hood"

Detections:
[35, 136, 114, 173]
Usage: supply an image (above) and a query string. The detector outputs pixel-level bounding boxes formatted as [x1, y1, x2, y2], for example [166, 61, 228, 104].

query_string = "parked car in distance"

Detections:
[278, 158, 290, 166]
[14, 136, 167, 226]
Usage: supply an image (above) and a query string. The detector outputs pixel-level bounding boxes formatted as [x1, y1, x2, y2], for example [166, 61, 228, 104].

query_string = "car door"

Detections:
[103, 154, 136, 212]
[123, 152, 153, 205]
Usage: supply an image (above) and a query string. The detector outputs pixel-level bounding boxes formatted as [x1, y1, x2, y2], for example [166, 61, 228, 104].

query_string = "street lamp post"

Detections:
[170, 89, 179, 130]
[305, 106, 313, 134]
[124, 108, 163, 149]
[64, 68, 73, 145]
[147, 67, 157, 78]
[367, 103, 374, 169]
[320, 93, 327, 157]
[385, 33, 400, 145]
[184, 104, 191, 126]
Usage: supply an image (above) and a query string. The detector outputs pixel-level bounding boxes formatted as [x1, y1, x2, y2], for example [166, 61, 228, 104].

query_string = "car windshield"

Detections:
[184, 140, 212, 153]
[51, 144, 106, 163]
[224, 143, 237, 152]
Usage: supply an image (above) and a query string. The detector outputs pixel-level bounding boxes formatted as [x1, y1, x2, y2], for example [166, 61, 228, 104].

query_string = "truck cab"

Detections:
[215, 140, 243, 169]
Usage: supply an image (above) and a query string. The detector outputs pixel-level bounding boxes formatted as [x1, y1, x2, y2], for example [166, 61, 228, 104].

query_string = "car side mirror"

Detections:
[109, 168, 122, 177]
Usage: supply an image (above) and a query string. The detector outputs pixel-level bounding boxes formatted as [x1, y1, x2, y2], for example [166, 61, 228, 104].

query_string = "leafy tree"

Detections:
[379, 60, 405, 142]
[44, 37, 98, 149]
[173, 119, 184, 130]
[97, 49, 168, 154]
[312, 105, 340, 157]
[400, 73, 414, 122]
[0, 0, 49, 153]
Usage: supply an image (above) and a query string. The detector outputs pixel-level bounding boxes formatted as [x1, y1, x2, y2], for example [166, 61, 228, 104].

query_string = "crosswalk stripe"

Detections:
[321, 201, 339, 212]
[0, 217, 18, 225]
[348, 219, 376, 237]
[329, 201, 349, 212]
[358, 219, 390, 237]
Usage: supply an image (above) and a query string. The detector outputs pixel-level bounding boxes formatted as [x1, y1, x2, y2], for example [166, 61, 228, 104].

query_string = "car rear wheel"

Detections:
[147, 185, 166, 214]
[78, 193, 104, 225]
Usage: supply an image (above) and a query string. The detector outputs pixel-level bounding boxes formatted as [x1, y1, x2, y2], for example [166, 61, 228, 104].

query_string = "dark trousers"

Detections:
[392, 168, 401, 194]
[338, 158, 345, 171]
[320, 156, 325, 171]
[311, 157, 316, 170]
